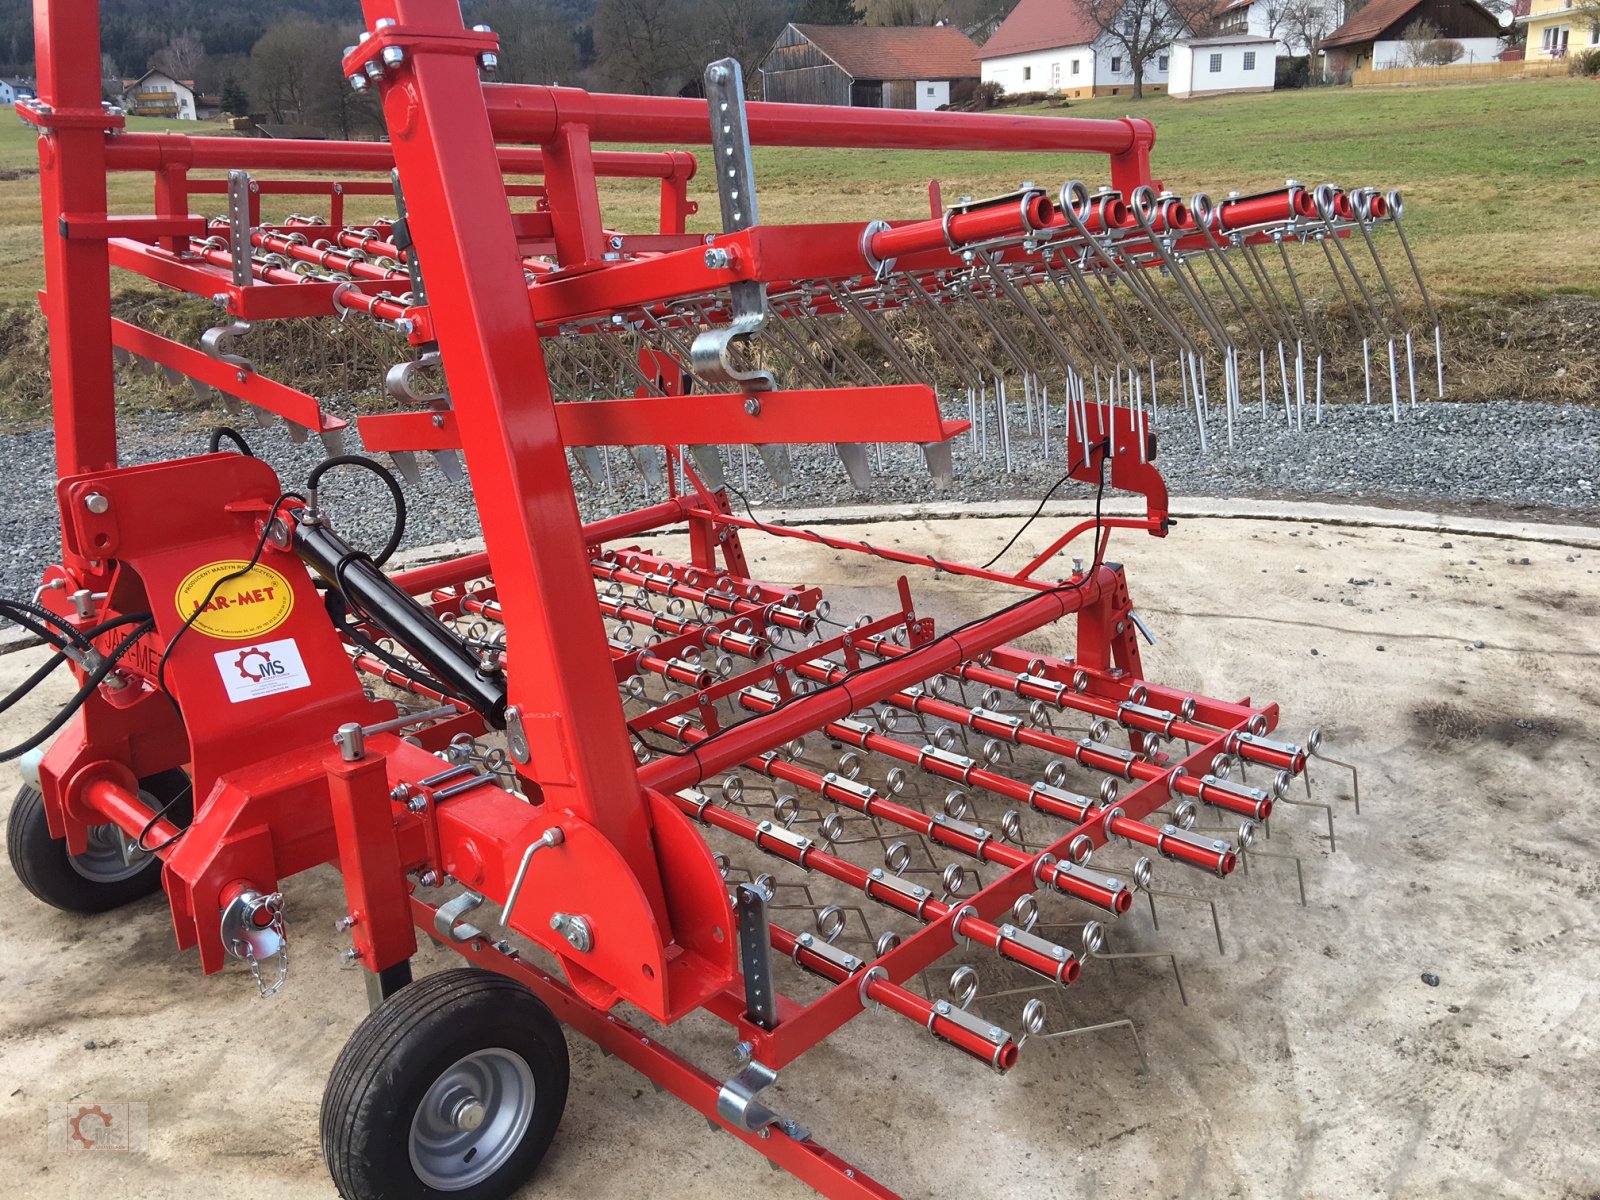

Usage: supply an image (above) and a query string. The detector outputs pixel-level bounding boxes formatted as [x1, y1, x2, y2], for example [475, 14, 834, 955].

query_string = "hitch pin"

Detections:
[499, 827, 566, 928]
[1126, 610, 1157, 647]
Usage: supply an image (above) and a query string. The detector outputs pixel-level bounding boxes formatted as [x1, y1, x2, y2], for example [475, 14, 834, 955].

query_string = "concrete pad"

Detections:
[1, 508, 1597, 1199]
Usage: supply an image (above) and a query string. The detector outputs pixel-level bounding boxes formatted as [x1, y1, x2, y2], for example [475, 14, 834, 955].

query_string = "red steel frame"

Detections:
[18, 2, 1325, 1194]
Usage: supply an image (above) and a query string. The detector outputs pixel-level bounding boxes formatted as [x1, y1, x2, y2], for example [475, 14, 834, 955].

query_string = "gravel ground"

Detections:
[1, 398, 1596, 605]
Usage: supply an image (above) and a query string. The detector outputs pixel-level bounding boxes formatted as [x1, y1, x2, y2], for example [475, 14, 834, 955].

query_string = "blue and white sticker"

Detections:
[214, 637, 311, 703]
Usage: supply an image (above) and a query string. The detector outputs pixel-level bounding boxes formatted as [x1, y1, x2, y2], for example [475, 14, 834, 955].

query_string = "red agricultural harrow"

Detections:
[6, 2, 1395, 1197]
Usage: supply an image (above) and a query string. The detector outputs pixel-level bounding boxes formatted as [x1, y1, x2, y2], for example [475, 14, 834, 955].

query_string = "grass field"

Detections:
[0, 79, 1596, 307]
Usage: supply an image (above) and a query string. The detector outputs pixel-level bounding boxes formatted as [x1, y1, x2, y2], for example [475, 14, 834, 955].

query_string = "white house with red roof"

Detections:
[977, 0, 1173, 97]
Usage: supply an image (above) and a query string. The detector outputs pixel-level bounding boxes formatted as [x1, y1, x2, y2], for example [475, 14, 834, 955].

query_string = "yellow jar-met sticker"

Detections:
[173, 560, 296, 640]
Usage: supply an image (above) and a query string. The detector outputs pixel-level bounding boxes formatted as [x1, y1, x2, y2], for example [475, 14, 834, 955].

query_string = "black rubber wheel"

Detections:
[322, 967, 569, 1200]
[6, 769, 192, 914]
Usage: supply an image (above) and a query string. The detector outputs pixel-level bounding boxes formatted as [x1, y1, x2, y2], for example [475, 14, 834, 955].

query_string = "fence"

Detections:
[1351, 58, 1570, 85]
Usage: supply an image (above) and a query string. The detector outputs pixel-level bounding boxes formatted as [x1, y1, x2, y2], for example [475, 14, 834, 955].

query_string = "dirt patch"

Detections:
[1411, 700, 1568, 749]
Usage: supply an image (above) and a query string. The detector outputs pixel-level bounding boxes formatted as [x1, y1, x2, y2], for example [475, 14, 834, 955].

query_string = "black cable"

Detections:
[633, 449, 1111, 767]
[0, 618, 155, 763]
[979, 468, 1076, 570]
[155, 493, 303, 723]
[305, 454, 407, 568]
[0, 612, 154, 719]
[207, 426, 256, 456]
[323, 586, 469, 705]
[0, 597, 94, 652]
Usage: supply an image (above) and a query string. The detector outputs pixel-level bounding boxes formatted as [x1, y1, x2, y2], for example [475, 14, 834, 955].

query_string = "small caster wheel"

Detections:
[7, 769, 192, 914]
[322, 967, 569, 1199]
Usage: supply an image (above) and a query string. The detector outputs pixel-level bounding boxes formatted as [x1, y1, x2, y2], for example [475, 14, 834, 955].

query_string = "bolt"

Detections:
[733, 1039, 754, 1064]
[479, 52, 499, 74]
[211, 292, 229, 306]
[390, 784, 410, 803]
[407, 795, 428, 813]
[334, 915, 357, 932]
[708, 64, 730, 85]
[380, 45, 406, 69]
[83, 492, 110, 514]
[704, 247, 731, 270]
[609, 235, 624, 250]
[471, 23, 492, 32]
[419, 871, 440, 887]
[395, 317, 415, 335]
[743, 396, 761, 416]
[340, 947, 361, 964]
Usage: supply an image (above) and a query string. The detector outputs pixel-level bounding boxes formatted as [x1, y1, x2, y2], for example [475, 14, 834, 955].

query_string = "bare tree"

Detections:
[473, 0, 580, 84]
[1280, 0, 1342, 56]
[1082, 0, 1217, 98]
[694, 0, 791, 73]
[1398, 18, 1463, 63]
[151, 31, 205, 82]
[594, 0, 696, 93]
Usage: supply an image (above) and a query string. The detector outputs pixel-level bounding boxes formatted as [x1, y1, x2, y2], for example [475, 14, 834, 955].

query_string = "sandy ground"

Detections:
[1, 501, 1598, 1200]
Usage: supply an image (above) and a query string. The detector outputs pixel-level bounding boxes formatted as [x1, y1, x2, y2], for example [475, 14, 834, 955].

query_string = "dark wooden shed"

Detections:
[758, 23, 981, 109]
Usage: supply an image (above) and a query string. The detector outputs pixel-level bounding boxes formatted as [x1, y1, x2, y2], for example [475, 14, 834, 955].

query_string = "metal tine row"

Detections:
[343, 562, 1343, 1071]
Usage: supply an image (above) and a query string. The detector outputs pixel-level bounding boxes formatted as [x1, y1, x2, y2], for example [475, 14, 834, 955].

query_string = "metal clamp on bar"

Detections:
[830, 717, 875, 746]
[1078, 738, 1141, 779]
[970, 707, 1024, 741]
[917, 744, 977, 784]
[717, 1061, 787, 1135]
[997, 922, 1078, 985]
[1016, 672, 1068, 704]
[1228, 729, 1307, 768]
[820, 772, 878, 809]
[929, 811, 994, 852]
[753, 820, 814, 866]
[865, 866, 936, 918]
[1153, 824, 1236, 876]
[927, 999, 1012, 1070]
[1118, 701, 1178, 735]
[1026, 780, 1094, 820]
[1195, 774, 1274, 820]
[791, 931, 862, 974]
[678, 787, 715, 823]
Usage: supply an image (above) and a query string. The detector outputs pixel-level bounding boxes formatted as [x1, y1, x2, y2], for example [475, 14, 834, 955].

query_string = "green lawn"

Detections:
[0, 81, 1595, 308]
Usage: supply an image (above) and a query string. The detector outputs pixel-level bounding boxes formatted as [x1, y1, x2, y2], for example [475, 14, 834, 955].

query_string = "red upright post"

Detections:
[351, 2, 670, 918]
[32, 0, 121, 479]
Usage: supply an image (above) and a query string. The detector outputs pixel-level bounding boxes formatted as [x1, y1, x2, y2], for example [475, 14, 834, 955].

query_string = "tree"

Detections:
[219, 75, 249, 115]
[1399, 18, 1464, 63]
[248, 18, 324, 123]
[694, 0, 791, 73]
[472, 0, 580, 83]
[1279, 0, 1342, 58]
[1082, 0, 1217, 98]
[151, 30, 206, 82]
[796, 0, 859, 22]
[594, 0, 696, 94]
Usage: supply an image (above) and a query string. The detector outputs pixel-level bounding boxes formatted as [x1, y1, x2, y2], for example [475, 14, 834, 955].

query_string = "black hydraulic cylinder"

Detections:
[292, 515, 508, 727]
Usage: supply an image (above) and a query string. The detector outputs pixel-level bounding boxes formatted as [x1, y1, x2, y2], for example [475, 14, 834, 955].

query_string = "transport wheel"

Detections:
[322, 967, 569, 1200]
[6, 769, 192, 914]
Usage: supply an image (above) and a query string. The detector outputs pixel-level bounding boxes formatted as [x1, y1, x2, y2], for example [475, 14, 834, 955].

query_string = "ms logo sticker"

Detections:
[213, 637, 311, 703]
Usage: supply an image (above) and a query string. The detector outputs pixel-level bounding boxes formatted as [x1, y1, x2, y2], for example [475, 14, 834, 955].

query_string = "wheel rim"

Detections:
[68, 823, 150, 883]
[408, 1047, 536, 1190]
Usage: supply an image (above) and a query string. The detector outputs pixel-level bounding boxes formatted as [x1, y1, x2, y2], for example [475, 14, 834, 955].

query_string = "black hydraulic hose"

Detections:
[305, 454, 407, 568]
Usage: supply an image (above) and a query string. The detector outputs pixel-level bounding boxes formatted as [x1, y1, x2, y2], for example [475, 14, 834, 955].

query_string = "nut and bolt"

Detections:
[733, 1040, 754, 1064]
[549, 912, 593, 953]
[418, 870, 440, 888]
[340, 947, 362, 964]
[704, 247, 731, 270]
[743, 397, 761, 416]
[480, 52, 499, 74]
[608, 235, 624, 250]
[334, 915, 358, 932]
[708, 64, 730, 85]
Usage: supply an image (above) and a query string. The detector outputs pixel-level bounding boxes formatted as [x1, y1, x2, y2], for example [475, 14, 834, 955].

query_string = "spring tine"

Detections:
[755, 444, 794, 489]
[628, 445, 664, 488]
[837, 443, 872, 491]
[1388, 340, 1401, 422]
[689, 444, 726, 489]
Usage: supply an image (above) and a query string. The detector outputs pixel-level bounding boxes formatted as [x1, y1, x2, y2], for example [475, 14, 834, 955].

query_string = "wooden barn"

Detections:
[758, 23, 981, 110]
[1320, 0, 1507, 74]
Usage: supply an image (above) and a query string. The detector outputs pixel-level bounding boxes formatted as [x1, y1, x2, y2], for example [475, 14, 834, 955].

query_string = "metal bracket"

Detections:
[504, 705, 530, 764]
[691, 57, 773, 392]
[435, 890, 486, 943]
[717, 1061, 787, 1135]
[227, 169, 254, 288]
[791, 931, 862, 974]
[736, 883, 778, 1030]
